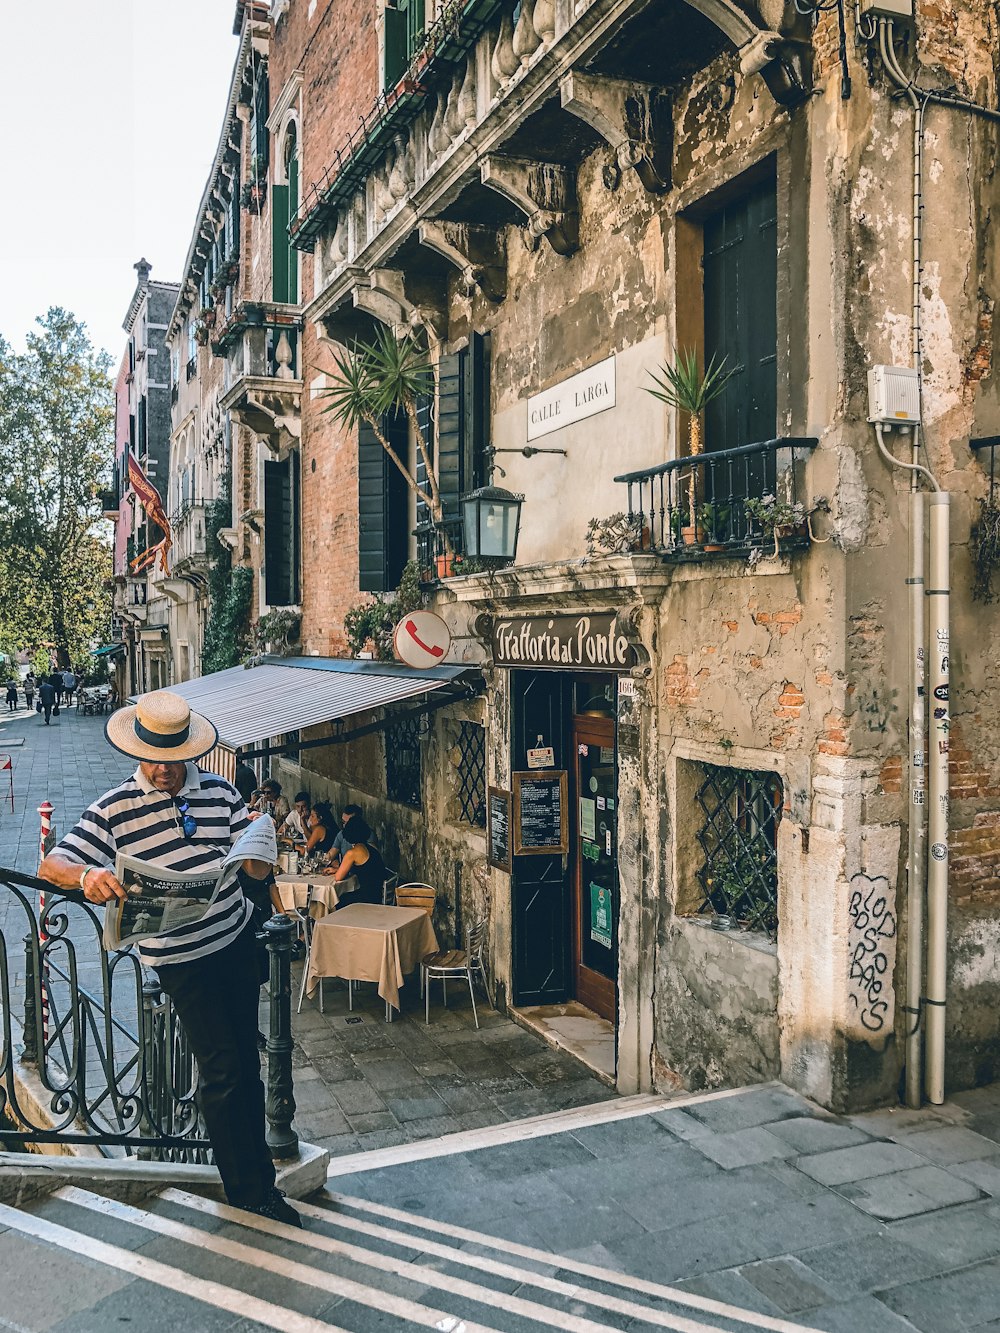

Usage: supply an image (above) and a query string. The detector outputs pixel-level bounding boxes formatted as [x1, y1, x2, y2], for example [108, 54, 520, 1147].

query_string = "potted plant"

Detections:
[744, 494, 809, 561]
[193, 321, 210, 347]
[645, 350, 737, 534]
[585, 512, 646, 556]
[198, 304, 216, 328]
[973, 493, 1000, 603]
[319, 328, 454, 558]
[698, 501, 731, 552]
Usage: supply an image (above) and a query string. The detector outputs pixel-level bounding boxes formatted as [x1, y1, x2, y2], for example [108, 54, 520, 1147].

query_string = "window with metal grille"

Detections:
[455, 722, 486, 827]
[695, 765, 782, 934]
[385, 714, 422, 808]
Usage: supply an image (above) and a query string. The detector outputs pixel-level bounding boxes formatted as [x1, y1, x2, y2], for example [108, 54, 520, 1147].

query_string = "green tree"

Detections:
[0, 310, 113, 665]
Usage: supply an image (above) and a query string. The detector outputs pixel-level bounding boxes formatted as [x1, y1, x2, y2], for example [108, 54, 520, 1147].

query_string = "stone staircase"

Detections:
[0, 1176, 805, 1332]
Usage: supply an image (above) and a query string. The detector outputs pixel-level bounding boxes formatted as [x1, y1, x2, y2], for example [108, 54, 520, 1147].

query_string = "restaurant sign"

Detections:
[491, 613, 637, 671]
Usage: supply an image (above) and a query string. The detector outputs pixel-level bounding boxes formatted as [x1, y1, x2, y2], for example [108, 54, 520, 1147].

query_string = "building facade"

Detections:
[158, 0, 1000, 1114]
[110, 260, 180, 696]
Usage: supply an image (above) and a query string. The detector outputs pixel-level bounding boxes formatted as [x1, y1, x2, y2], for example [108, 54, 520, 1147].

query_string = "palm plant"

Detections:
[319, 327, 451, 553]
[646, 350, 736, 531]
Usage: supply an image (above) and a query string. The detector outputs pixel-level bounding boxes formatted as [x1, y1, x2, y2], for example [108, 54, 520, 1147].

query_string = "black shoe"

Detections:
[291, 938, 306, 961]
[240, 1189, 302, 1228]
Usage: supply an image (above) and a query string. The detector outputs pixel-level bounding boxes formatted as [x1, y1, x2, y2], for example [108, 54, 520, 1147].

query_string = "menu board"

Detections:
[512, 770, 569, 856]
[487, 787, 512, 873]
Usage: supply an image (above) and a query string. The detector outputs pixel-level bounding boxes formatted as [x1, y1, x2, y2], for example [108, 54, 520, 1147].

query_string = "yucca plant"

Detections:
[645, 349, 736, 530]
[319, 327, 451, 552]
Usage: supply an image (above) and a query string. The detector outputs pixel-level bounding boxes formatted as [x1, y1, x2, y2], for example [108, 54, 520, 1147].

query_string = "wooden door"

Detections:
[572, 714, 617, 1020]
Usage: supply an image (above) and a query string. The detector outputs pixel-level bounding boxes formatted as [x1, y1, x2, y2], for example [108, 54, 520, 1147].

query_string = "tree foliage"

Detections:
[0, 310, 114, 665]
[202, 475, 254, 673]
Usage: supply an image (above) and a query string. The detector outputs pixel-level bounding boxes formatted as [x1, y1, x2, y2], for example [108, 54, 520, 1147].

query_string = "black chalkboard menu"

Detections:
[512, 769, 569, 856]
[487, 787, 512, 872]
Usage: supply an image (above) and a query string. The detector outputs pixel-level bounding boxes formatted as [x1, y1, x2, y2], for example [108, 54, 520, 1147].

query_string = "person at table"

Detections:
[303, 801, 337, 861]
[330, 820, 387, 906]
[277, 790, 310, 845]
[251, 779, 290, 826]
[324, 803, 366, 870]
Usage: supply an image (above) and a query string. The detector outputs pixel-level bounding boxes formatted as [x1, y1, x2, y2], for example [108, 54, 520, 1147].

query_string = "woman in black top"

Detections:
[333, 820, 386, 906]
[303, 802, 336, 859]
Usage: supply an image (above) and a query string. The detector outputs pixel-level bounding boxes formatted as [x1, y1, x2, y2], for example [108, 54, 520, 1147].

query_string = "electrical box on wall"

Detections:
[868, 365, 921, 425]
[857, 0, 913, 18]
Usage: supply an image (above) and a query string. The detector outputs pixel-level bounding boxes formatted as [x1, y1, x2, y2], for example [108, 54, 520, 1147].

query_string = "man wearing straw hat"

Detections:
[39, 689, 301, 1228]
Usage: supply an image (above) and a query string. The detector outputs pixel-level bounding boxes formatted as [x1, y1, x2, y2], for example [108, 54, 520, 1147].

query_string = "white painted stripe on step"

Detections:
[0, 1201, 341, 1333]
[326, 1085, 758, 1176]
[328, 1193, 813, 1333]
[56, 1187, 491, 1333]
[294, 1194, 791, 1333]
[163, 1187, 729, 1333]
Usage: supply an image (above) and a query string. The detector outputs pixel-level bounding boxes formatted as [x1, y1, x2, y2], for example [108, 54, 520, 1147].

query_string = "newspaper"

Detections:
[104, 816, 277, 950]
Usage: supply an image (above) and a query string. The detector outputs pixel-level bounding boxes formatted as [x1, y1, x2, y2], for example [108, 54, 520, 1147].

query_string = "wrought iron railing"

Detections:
[415, 518, 467, 579]
[0, 868, 298, 1160]
[613, 437, 818, 558]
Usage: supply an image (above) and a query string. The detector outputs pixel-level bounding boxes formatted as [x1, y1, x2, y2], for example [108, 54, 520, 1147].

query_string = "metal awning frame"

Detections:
[236, 678, 482, 761]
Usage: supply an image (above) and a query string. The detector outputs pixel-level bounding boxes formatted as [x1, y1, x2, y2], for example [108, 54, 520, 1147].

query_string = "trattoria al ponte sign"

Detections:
[526, 356, 616, 442]
[491, 613, 637, 671]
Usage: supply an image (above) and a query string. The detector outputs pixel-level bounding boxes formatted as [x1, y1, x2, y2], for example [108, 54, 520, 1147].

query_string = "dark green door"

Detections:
[703, 170, 778, 456]
[511, 670, 570, 1006]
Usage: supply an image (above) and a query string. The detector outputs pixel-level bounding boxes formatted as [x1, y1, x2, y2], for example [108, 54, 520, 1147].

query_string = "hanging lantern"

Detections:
[461, 483, 524, 561]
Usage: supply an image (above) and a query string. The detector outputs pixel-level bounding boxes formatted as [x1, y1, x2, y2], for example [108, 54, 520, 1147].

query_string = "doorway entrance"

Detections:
[572, 710, 617, 1020]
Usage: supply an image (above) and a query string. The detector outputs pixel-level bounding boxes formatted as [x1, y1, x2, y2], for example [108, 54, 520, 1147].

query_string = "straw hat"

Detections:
[105, 690, 218, 763]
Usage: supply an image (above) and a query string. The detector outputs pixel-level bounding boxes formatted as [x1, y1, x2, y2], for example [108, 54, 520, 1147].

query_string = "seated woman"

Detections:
[303, 801, 337, 862]
[331, 820, 387, 907]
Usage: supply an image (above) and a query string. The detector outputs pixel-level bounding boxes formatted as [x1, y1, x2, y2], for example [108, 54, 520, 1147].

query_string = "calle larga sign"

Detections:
[491, 613, 637, 671]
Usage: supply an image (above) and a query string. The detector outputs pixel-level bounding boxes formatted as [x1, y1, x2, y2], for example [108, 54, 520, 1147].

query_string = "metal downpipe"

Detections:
[925, 492, 951, 1104]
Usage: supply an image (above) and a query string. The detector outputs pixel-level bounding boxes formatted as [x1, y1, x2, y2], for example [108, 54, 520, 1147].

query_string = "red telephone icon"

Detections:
[405, 619, 445, 658]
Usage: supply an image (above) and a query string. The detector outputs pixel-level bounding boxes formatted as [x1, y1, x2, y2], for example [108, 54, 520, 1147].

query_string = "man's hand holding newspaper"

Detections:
[104, 816, 278, 950]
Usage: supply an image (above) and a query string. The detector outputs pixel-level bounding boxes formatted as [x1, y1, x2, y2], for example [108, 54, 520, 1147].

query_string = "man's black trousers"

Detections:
[156, 923, 275, 1208]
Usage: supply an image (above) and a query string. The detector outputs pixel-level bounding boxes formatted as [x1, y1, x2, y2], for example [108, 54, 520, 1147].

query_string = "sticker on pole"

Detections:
[393, 611, 451, 669]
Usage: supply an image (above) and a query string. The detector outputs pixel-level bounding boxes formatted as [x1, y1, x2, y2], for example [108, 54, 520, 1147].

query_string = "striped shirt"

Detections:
[57, 764, 252, 968]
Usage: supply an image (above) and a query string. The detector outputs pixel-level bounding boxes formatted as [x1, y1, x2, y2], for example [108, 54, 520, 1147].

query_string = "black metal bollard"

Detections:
[263, 913, 298, 1160]
[137, 976, 162, 1160]
[21, 934, 38, 1065]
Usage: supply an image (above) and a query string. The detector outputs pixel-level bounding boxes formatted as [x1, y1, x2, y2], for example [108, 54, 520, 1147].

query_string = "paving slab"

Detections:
[795, 1140, 926, 1186]
[836, 1164, 984, 1220]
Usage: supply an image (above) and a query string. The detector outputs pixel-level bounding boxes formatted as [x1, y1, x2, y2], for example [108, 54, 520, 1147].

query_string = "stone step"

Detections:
[0, 1177, 814, 1332]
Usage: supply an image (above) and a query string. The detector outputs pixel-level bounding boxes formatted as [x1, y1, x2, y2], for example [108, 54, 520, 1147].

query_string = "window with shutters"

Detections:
[263, 451, 301, 606]
[383, 0, 425, 90]
[358, 407, 410, 593]
[385, 713, 422, 808]
[434, 332, 491, 543]
[272, 125, 299, 304]
[250, 61, 269, 180]
[701, 168, 777, 455]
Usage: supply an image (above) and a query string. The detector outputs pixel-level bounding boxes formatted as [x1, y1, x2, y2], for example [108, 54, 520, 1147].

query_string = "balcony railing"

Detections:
[613, 437, 818, 559]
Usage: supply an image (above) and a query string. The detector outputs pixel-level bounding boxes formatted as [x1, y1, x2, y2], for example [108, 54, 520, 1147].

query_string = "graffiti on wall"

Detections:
[847, 872, 897, 1033]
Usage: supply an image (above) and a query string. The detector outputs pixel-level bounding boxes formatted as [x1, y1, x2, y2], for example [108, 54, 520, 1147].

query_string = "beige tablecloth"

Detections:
[274, 874, 349, 919]
[306, 904, 437, 1009]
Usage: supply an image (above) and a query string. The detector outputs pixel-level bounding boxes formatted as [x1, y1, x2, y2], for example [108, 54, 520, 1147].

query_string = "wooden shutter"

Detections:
[271, 184, 291, 303]
[287, 151, 299, 302]
[437, 353, 463, 527]
[264, 456, 294, 606]
[414, 390, 434, 533]
[358, 411, 409, 592]
[703, 170, 777, 454]
[383, 6, 407, 89]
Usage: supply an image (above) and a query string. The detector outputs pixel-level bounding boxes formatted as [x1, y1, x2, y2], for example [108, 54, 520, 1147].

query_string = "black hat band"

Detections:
[133, 717, 191, 749]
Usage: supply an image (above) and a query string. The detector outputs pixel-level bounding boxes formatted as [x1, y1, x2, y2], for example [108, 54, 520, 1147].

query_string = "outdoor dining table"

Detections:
[273, 872, 352, 920]
[305, 902, 438, 1017]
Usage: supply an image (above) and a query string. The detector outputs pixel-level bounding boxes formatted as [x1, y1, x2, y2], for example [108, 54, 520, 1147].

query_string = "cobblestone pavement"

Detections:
[0, 700, 615, 1154]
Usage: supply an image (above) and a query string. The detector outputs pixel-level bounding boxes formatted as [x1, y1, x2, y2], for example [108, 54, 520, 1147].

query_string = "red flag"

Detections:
[127, 452, 172, 573]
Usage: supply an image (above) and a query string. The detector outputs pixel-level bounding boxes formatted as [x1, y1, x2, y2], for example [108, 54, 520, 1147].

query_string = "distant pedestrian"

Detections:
[234, 758, 258, 805]
[38, 679, 56, 724]
[5, 680, 18, 712]
[62, 668, 77, 708]
[23, 675, 35, 710]
[48, 671, 63, 705]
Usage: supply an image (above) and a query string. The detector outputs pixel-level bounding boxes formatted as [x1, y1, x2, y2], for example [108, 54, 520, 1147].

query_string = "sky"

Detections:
[1, 1, 240, 367]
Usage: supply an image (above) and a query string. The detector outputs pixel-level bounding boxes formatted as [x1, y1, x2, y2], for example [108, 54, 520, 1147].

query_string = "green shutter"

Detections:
[383, 6, 408, 88]
[271, 184, 290, 303]
[437, 353, 463, 525]
[358, 411, 408, 592]
[287, 153, 299, 301]
[264, 456, 295, 605]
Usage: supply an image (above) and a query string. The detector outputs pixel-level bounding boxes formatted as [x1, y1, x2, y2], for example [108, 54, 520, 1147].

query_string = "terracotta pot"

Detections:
[681, 525, 705, 547]
[435, 553, 456, 578]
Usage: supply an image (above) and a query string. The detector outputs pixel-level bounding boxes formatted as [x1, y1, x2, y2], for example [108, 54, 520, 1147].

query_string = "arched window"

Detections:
[272, 123, 299, 304]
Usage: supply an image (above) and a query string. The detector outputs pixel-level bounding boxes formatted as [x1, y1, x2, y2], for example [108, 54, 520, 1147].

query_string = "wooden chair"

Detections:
[423, 918, 489, 1029]
[394, 882, 436, 915]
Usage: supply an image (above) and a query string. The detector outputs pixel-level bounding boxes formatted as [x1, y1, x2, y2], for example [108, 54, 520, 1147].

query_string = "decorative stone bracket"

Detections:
[418, 221, 507, 304]
[222, 383, 302, 456]
[365, 269, 449, 343]
[480, 156, 579, 257]
[560, 72, 672, 195]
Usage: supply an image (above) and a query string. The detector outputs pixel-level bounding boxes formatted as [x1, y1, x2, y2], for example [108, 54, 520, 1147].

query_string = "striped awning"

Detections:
[157, 656, 469, 750]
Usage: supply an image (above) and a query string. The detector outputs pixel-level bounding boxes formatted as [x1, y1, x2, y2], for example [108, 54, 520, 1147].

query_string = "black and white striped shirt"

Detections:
[57, 764, 252, 968]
